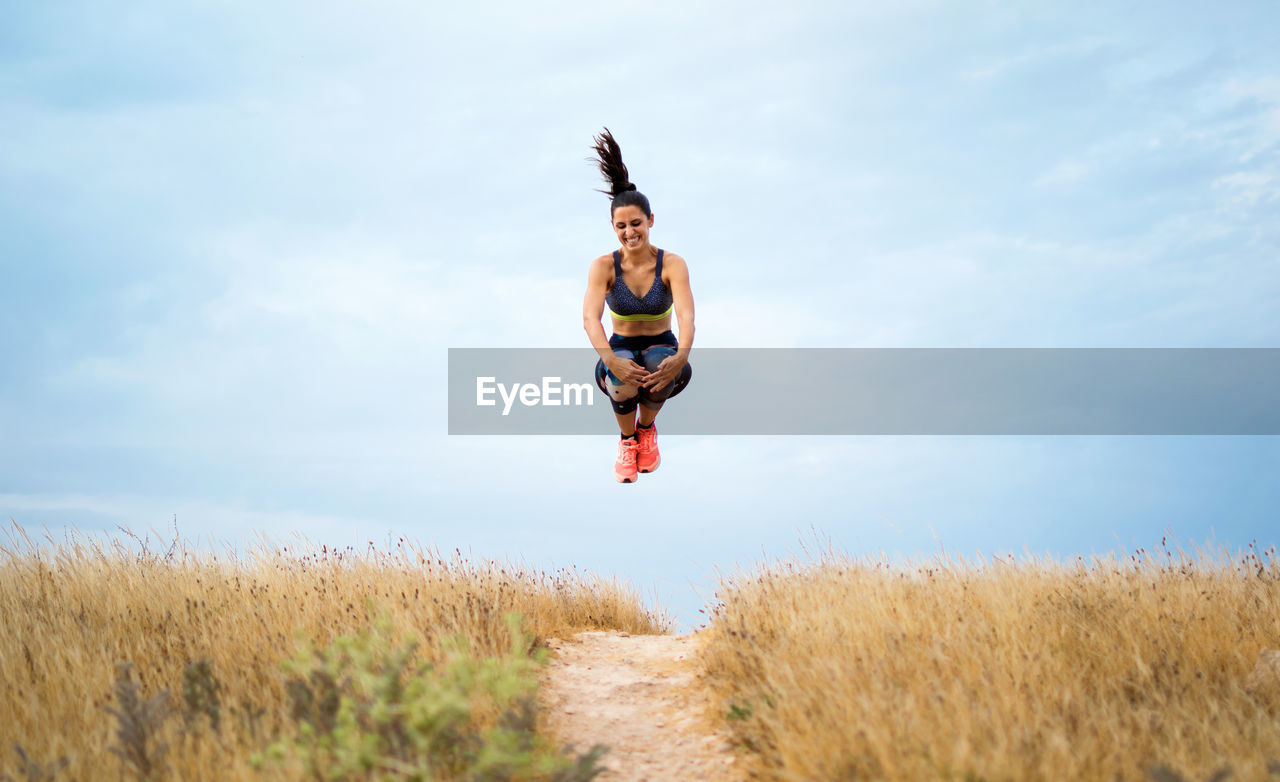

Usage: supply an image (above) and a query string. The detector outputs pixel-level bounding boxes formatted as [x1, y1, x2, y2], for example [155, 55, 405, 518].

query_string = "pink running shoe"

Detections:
[614, 437, 639, 483]
[636, 424, 660, 473]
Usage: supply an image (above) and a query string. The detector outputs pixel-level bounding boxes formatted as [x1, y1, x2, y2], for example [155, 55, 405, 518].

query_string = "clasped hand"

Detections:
[606, 355, 685, 392]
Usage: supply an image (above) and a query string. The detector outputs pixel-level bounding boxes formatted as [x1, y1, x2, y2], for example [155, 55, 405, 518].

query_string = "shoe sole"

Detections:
[638, 455, 661, 474]
[614, 471, 637, 483]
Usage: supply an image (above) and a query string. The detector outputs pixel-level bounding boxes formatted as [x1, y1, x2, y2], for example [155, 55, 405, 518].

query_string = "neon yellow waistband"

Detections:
[608, 304, 673, 322]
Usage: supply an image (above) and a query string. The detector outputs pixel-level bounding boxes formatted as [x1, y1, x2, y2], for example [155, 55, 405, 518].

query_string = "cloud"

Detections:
[1212, 170, 1277, 210]
[958, 36, 1115, 83]
[1, 492, 367, 546]
[3, 0, 1278, 620]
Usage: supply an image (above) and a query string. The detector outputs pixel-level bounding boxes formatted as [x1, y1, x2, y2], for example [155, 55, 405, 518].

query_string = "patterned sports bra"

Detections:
[605, 249, 673, 322]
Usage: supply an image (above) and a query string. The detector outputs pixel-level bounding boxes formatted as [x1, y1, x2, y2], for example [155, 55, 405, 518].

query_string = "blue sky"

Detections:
[3, 1, 1277, 627]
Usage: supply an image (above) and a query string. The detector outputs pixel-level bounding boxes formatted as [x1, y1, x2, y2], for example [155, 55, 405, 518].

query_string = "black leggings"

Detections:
[593, 331, 693, 415]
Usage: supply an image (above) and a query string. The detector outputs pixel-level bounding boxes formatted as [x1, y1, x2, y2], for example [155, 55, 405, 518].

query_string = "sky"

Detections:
[2, 0, 1277, 628]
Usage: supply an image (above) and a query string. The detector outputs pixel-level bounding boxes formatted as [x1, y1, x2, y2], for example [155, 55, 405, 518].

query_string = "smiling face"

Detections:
[612, 205, 655, 252]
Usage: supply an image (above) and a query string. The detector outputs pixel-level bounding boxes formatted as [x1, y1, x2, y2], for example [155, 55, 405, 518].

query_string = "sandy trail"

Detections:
[541, 631, 745, 782]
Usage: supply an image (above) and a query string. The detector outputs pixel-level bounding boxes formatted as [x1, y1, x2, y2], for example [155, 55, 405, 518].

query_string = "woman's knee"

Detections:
[598, 351, 640, 403]
[642, 346, 676, 373]
[638, 360, 692, 407]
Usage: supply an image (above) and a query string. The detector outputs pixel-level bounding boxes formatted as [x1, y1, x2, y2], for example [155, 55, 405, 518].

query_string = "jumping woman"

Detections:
[583, 128, 695, 483]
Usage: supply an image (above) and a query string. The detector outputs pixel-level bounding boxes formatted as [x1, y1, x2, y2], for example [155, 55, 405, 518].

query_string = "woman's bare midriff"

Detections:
[610, 315, 673, 337]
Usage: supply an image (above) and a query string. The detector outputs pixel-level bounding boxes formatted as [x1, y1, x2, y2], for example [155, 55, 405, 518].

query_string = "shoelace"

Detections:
[618, 441, 637, 464]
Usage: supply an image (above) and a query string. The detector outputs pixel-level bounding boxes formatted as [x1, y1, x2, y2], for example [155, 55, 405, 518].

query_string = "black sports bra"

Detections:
[605, 249, 673, 321]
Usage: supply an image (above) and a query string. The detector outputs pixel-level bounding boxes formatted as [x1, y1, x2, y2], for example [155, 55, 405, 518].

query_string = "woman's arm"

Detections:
[642, 253, 694, 391]
[583, 255, 614, 358]
[666, 253, 695, 358]
[583, 256, 647, 384]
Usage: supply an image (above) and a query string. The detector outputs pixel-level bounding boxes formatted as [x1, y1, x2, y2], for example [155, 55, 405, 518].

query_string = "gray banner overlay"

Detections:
[448, 349, 1280, 434]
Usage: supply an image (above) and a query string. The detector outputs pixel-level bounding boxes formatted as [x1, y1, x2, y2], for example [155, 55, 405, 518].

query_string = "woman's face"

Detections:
[612, 205, 654, 252]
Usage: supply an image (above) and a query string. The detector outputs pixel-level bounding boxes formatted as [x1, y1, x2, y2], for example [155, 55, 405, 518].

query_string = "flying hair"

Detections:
[589, 127, 652, 218]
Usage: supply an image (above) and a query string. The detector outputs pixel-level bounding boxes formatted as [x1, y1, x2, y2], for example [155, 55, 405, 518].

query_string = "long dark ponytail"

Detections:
[590, 127, 652, 218]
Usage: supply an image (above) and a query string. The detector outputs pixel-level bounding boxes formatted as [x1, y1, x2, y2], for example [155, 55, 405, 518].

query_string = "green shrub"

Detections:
[256, 607, 604, 781]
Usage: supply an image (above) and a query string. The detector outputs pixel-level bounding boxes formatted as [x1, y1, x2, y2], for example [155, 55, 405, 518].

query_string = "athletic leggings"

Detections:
[594, 330, 693, 415]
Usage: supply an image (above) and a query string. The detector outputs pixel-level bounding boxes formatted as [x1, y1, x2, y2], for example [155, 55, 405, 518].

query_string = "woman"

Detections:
[583, 128, 695, 483]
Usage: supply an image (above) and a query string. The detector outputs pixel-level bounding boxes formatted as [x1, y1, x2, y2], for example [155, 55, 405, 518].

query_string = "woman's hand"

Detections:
[641, 354, 687, 392]
[606, 355, 647, 386]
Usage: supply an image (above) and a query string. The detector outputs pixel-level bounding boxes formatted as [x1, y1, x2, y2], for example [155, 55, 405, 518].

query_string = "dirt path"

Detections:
[541, 631, 745, 782]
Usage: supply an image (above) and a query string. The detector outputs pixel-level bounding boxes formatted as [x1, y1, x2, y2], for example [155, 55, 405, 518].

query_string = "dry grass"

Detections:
[0, 522, 668, 780]
[701, 539, 1280, 782]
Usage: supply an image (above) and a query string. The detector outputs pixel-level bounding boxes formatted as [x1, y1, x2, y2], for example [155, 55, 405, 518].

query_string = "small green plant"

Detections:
[726, 703, 752, 721]
[181, 658, 222, 734]
[102, 662, 173, 781]
[233, 698, 268, 740]
[256, 607, 605, 781]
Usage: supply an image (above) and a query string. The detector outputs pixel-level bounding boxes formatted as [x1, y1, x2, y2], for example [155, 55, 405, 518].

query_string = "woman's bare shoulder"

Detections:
[587, 253, 615, 283]
[662, 251, 689, 272]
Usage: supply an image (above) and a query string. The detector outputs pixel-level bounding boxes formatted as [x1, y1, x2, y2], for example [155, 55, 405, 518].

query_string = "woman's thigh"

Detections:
[637, 343, 692, 404]
[640, 343, 677, 372]
[595, 348, 641, 402]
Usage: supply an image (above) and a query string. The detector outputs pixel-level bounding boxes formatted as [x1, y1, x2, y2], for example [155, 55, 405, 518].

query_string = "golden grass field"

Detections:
[6, 523, 1280, 781]
[0, 524, 667, 781]
[700, 540, 1280, 782]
